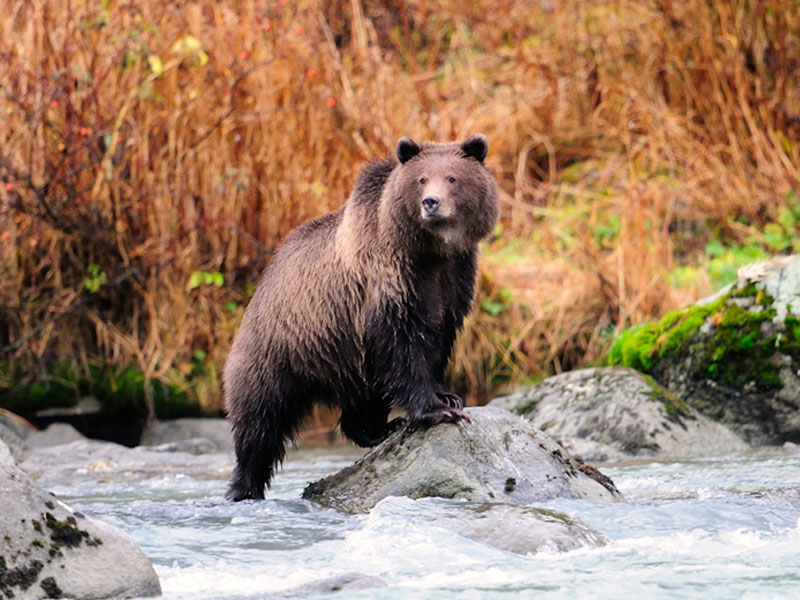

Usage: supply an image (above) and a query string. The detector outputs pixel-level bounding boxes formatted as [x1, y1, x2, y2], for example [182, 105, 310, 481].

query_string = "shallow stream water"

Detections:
[54, 446, 800, 599]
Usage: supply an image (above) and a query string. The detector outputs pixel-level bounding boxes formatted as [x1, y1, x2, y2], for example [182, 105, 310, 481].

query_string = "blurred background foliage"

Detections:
[1, 0, 799, 426]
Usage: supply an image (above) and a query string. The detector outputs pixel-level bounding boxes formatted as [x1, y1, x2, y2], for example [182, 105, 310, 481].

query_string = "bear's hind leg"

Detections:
[226, 380, 309, 502]
[226, 427, 281, 501]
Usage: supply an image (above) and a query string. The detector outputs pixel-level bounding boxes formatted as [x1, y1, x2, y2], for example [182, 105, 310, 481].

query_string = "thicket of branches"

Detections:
[2, 0, 798, 415]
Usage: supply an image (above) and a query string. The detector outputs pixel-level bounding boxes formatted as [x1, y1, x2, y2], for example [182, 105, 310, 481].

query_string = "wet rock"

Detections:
[373, 497, 605, 555]
[491, 367, 748, 462]
[0, 408, 35, 462]
[35, 396, 102, 418]
[21, 439, 233, 489]
[445, 503, 604, 554]
[0, 407, 36, 439]
[609, 254, 800, 445]
[0, 462, 160, 599]
[303, 406, 622, 513]
[0, 439, 14, 467]
[25, 423, 86, 449]
[0, 424, 26, 463]
[140, 418, 233, 453]
[277, 573, 387, 597]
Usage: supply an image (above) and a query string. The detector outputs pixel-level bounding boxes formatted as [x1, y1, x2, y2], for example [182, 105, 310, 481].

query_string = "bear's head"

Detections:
[380, 134, 499, 254]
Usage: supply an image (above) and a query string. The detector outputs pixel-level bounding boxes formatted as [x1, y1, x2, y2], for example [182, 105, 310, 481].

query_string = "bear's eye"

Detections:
[419, 177, 427, 185]
[448, 176, 456, 183]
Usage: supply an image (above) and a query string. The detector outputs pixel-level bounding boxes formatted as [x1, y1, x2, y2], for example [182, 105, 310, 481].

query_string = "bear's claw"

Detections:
[436, 391, 465, 409]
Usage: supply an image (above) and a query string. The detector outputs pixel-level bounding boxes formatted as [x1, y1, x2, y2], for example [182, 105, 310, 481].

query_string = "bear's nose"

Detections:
[422, 195, 440, 215]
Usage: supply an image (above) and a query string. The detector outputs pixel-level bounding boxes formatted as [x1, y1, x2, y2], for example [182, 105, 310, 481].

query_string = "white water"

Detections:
[54, 446, 800, 599]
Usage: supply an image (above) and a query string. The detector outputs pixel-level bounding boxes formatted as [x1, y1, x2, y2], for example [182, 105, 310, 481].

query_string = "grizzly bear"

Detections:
[224, 134, 499, 501]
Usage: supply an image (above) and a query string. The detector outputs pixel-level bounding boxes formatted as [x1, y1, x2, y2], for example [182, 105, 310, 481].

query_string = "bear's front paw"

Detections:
[435, 390, 465, 409]
[409, 405, 471, 427]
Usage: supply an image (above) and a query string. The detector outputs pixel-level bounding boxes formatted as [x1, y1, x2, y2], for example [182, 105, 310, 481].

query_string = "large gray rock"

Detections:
[0, 462, 160, 599]
[303, 406, 622, 513]
[491, 367, 749, 462]
[21, 439, 232, 490]
[609, 254, 800, 445]
[139, 418, 233, 454]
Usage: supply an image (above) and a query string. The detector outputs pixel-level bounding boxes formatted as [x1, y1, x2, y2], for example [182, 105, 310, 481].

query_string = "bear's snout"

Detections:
[422, 195, 441, 216]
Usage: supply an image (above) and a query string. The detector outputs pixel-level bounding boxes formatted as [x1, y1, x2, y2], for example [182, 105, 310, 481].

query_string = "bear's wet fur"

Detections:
[224, 134, 500, 501]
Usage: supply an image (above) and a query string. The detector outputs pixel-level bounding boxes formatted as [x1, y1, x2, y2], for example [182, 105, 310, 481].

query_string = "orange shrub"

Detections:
[1, 0, 798, 413]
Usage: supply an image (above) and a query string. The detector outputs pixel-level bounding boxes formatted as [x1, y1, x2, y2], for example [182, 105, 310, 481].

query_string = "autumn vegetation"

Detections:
[1, 0, 799, 429]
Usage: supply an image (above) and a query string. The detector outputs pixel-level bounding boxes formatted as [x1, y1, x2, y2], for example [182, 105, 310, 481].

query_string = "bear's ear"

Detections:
[396, 137, 421, 164]
[461, 134, 488, 163]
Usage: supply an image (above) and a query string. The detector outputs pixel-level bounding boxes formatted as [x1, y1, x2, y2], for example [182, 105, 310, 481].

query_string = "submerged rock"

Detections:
[368, 496, 606, 555]
[276, 573, 387, 597]
[21, 439, 232, 489]
[609, 254, 800, 445]
[303, 406, 622, 513]
[491, 367, 748, 462]
[0, 462, 160, 599]
[140, 418, 233, 453]
[438, 503, 604, 554]
[25, 422, 86, 450]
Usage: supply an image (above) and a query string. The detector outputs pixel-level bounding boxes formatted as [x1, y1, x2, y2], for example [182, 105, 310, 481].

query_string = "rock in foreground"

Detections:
[0, 460, 161, 600]
[491, 367, 749, 462]
[303, 406, 622, 513]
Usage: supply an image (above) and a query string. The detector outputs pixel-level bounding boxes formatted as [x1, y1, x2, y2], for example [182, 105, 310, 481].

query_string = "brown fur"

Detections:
[224, 134, 499, 501]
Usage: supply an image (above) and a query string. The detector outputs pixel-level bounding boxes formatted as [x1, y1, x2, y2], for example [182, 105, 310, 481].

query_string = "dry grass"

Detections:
[1, 0, 799, 414]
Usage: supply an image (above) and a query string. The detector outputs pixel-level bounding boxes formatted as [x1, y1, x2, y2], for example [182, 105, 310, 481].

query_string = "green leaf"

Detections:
[188, 271, 204, 290]
[705, 239, 725, 257]
[84, 264, 108, 293]
[172, 35, 209, 67]
[764, 222, 790, 251]
[147, 54, 164, 77]
[481, 299, 504, 317]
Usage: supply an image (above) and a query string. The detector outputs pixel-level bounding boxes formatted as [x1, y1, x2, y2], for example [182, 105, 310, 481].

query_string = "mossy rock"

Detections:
[608, 255, 800, 445]
[0, 462, 160, 599]
[490, 367, 747, 461]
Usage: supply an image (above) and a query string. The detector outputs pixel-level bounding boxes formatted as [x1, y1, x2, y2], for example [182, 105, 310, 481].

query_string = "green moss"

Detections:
[642, 374, 689, 417]
[44, 513, 89, 549]
[609, 283, 790, 392]
[608, 297, 724, 373]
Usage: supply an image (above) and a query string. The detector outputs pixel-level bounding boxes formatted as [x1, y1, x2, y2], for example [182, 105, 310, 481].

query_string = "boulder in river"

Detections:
[0, 459, 161, 599]
[491, 366, 749, 462]
[608, 254, 800, 445]
[303, 406, 622, 513]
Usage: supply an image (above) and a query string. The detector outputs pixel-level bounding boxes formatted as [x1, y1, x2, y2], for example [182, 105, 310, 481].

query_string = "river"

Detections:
[51, 445, 800, 599]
